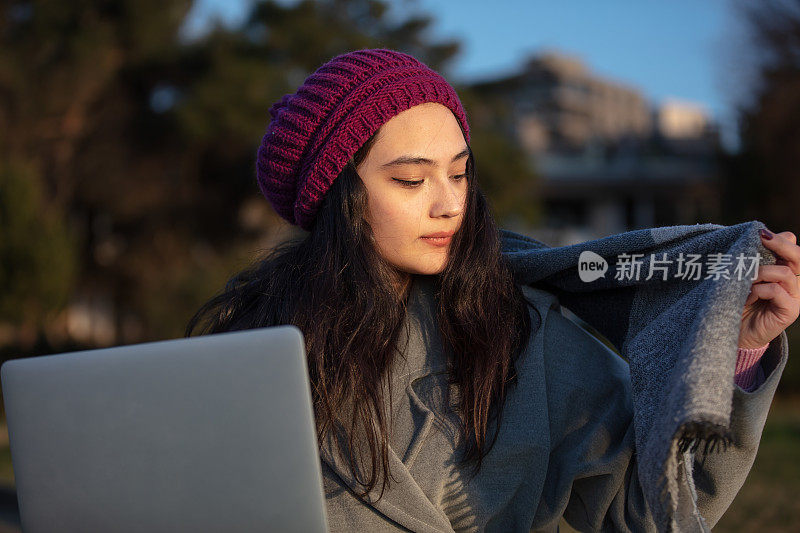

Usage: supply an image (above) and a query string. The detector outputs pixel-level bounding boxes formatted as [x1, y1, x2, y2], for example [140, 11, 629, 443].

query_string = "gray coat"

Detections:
[320, 274, 787, 532]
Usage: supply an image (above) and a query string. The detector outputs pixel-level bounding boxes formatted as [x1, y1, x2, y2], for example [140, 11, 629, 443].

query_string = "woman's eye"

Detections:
[392, 178, 423, 187]
[392, 174, 466, 188]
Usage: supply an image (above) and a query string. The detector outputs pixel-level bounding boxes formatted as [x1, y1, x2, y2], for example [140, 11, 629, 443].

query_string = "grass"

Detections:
[714, 394, 800, 531]
[0, 423, 10, 486]
[0, 395, 796, 529]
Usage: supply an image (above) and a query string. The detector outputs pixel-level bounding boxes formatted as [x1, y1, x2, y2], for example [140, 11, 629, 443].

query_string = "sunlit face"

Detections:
[355, 102, 469, 279]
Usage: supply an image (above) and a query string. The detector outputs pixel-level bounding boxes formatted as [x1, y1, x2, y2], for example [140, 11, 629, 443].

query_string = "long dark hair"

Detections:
[185, 127, 539, 498]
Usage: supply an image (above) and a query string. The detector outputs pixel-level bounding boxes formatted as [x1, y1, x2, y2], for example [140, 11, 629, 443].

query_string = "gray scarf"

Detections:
[499, 220, 778, 532]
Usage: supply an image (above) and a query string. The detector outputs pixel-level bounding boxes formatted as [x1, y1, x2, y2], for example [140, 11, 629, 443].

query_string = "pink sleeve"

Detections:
[735, 343, 770, 391]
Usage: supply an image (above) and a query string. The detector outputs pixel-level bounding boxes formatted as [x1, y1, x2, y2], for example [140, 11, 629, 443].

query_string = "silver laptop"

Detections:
[1, 326, 329, 533]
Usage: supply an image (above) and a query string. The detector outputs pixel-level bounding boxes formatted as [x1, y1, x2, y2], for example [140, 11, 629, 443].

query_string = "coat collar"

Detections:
[319, 274, 455, 533]
[319, 277, 559, 532]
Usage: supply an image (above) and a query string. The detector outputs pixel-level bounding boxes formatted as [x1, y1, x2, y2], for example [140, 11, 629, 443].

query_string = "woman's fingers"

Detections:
[761, 229, 800, 271]
[750, 264, 800, 299]
[744, 281, 796, 313]
[777, 231, 796, 245]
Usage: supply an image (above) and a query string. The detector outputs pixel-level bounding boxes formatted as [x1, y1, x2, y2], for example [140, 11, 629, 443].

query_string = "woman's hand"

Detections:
[738, 229, 800, 349]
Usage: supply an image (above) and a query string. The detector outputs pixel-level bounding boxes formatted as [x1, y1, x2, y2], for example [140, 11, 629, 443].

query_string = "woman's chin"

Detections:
[407, 261, 447, 276]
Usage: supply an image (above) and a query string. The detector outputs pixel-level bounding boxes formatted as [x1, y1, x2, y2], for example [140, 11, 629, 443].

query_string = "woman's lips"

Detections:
[420, 235, 452, 247]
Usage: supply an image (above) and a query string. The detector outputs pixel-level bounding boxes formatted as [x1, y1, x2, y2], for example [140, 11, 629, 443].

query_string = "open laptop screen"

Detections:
[1, 326, 328, 533]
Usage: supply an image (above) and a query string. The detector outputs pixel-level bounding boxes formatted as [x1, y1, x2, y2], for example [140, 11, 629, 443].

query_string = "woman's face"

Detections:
[355, 102, 469, 278]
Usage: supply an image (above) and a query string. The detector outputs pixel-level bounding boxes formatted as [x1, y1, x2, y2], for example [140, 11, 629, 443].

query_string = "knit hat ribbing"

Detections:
[256, 48, 471, 231]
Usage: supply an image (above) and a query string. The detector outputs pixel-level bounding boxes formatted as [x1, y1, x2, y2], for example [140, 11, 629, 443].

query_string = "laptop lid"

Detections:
[1, 325, 328, 533]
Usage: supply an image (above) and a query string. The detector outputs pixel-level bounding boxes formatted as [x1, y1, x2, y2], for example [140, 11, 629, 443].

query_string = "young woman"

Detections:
[186, 49, 798, 532]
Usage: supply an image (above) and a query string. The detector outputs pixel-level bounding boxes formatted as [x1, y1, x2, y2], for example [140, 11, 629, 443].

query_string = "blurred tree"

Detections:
[0, 0, 198, 345]
[721, 0, 800, 231]
[457, 88, 541, 228]
[0, 0, 539, 346]
[0, 158, 78, 348]
[721, 0, 800, 392]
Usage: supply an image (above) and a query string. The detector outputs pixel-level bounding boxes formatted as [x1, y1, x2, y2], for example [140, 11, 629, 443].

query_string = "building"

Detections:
[470, 51, 722, 245]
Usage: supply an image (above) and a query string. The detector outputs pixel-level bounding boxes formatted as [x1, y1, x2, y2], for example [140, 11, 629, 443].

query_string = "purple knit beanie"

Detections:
[256, 48, 471, 231]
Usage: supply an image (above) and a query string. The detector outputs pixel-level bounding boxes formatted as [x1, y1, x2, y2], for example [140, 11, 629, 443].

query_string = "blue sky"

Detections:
[181, 0, 752, 150]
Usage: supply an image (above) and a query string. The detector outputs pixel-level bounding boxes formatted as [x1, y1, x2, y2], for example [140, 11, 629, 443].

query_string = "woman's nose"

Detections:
[430, 178, 465, 218]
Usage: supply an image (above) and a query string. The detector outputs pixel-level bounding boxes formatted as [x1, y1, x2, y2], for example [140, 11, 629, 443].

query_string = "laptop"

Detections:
[1, 325, 329, 533]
